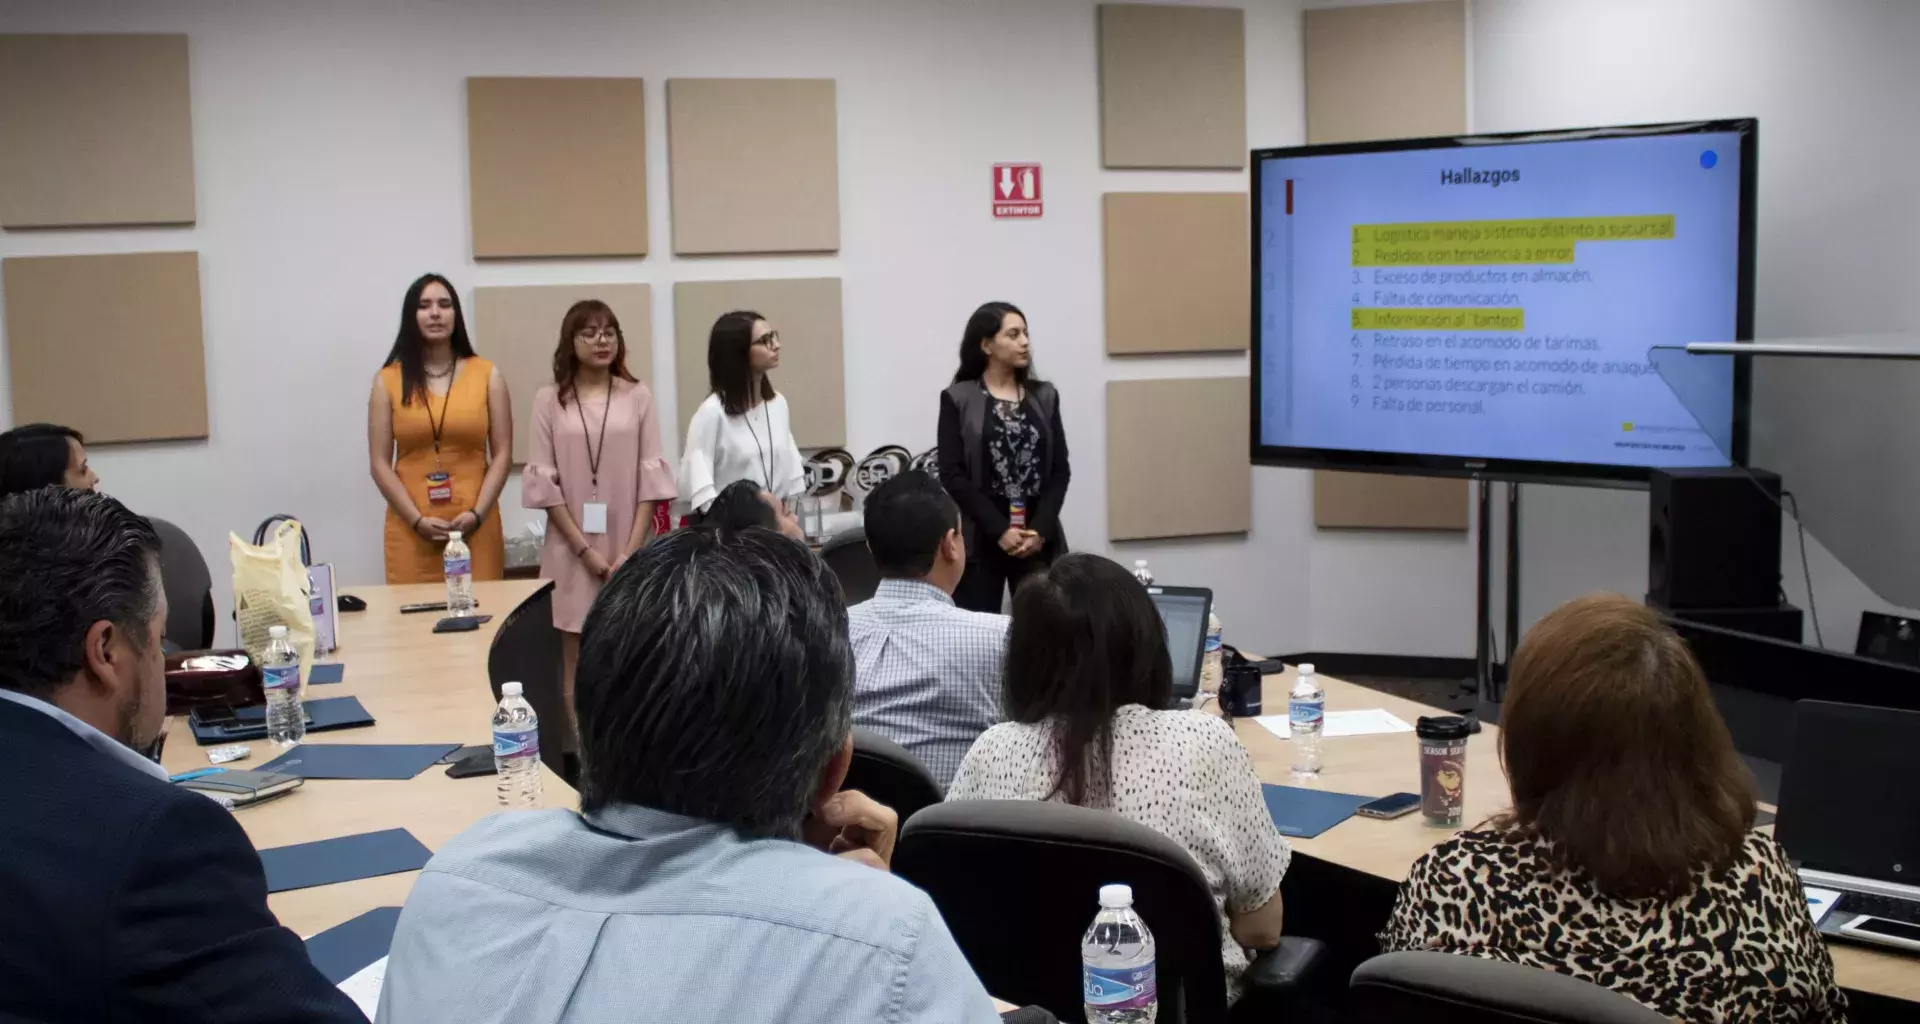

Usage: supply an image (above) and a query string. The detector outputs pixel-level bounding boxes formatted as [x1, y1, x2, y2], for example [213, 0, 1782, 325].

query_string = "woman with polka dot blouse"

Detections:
[947, 553, 1290, 1000]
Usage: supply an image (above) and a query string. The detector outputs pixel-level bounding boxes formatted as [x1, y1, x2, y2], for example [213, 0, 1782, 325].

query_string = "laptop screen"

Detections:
[1148, 587, 1211, 698]
[1775, 701, 1920, 882]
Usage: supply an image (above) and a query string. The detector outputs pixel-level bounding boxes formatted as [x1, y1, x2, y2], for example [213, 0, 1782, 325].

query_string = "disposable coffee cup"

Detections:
[1415, 716, 1471, 827]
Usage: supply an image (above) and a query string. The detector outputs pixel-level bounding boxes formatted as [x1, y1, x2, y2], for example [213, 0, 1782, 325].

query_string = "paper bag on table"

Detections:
[230, 519, 314, 688]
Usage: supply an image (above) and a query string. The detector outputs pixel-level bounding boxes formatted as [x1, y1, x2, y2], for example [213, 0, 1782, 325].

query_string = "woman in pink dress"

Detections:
[523, 300, 676, 742]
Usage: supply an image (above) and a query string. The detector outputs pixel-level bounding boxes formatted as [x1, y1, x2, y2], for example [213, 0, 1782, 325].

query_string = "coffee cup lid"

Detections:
[1415, 715, 1472, 740]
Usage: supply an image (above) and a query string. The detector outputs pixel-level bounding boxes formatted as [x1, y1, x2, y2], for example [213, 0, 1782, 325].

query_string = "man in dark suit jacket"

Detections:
[0, 487, 363, 1023]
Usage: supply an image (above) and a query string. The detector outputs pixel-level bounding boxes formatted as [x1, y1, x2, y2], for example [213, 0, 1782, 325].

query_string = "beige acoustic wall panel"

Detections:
[1098, 4, 1245, 169]
[3, 252, 206, 442]
[1104, 193, 1249, 355]
[1305, 0, 1469, 530]
[673, 278, 844, 449]
[1108, 378, 1250, 541]
[467, 77, 648, 258]
[667, 79, 839, 255]
[0, 34, 196, 228]
[471, 284, 654, 463]
[1303, 2, 1465, 144]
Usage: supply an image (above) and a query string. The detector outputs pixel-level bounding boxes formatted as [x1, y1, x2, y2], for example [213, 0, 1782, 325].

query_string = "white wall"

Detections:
[7, 0, 1459, 658]
[1474, 0, 1920, 645]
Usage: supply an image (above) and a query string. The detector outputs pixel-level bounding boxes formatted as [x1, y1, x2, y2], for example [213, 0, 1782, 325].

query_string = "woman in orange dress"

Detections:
[366, 273, 512, 584]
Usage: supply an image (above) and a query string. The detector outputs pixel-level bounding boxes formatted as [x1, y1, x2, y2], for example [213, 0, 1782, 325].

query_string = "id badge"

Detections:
[426, 471, 453, 506]
[581, 502, 609, 535]
[1009, 499, 1028, 530]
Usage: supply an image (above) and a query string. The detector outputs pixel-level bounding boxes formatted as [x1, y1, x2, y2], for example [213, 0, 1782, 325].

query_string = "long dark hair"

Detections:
[1002, 553, 1174, 806]
[553, 299, 638, 408]
[382, 273, 476, 406]
[708, 310, 776, 416]
[0, 423, 83, 499]
[952, 300, 1036, 385]
[1496, 594, 1756, 900]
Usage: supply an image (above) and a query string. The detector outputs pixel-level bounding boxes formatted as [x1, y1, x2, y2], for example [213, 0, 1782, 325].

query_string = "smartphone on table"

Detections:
[1355, 792, 1421, 820]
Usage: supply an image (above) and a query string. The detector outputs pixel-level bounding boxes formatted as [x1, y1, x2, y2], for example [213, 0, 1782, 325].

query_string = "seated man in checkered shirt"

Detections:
[848, 470, 1009, 791]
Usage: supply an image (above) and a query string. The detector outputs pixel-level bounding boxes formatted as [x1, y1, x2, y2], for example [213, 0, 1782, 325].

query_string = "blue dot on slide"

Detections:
[1700, 150, 1718, 169]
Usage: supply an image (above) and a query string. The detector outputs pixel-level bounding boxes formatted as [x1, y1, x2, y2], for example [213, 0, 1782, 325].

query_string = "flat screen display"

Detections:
[1252, 120, 1754, 482]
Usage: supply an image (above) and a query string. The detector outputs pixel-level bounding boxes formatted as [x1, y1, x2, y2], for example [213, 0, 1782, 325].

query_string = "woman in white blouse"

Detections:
[948, 553, 1291, 999]
[678, 310, 806, 516]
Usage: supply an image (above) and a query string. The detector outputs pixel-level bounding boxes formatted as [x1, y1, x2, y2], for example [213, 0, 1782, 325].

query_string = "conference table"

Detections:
[1228, 666, 1920, 1008]
[156, 579, 1916, 1011]
[158, 578, 571, 939]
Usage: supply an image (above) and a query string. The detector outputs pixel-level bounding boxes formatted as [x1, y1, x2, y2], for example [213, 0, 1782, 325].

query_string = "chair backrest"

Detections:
[894, 800, 1232, 1024]
[486, 582, 566, 776]
[845, 728, 944, 823]
[1349, 952, 1671, 1024]
[149, 516, 215, 650]
[820, 525, 882, 605]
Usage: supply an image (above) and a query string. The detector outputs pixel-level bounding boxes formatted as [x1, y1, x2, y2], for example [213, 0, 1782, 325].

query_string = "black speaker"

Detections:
[1649, 596, 1803, 644]
[1648, 467, 1782, 610]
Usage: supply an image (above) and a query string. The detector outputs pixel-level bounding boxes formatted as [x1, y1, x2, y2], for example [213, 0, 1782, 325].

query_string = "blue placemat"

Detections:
[304, 906, 403, 984]
[308, 663, 345, 685]
[258, 743, 461, 781]
[1261, 784, 1373, 839]
[259, 828, 432, 893]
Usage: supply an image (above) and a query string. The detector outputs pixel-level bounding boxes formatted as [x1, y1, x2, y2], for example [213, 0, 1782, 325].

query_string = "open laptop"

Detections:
[1146, 586, 1212, 707]
[1775, 700, 1920, 954]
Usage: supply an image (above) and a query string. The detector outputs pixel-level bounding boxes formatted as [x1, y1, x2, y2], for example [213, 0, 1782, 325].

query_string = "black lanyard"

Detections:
[743, 401, 775, 487]
[574, 381, 613, 498]
[425, 368, 455, 468]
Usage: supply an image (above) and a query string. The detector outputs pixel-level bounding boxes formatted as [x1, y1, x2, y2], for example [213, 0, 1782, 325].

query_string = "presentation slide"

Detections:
[1256, 130, 1743, 470]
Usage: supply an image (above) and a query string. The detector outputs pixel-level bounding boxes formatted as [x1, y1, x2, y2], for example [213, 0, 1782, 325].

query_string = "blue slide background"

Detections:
[1257, 131, 1741, 468]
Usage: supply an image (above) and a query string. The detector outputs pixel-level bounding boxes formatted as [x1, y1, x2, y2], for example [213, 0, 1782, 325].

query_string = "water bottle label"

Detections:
[445, 556, 471, 577]
[1204, 634, 1223, 654]
[1289, 698, 1324, 727]
[493, 727, 539, 759]
[263, 664, 300, 694]
[1083, 964, 1156, 1009]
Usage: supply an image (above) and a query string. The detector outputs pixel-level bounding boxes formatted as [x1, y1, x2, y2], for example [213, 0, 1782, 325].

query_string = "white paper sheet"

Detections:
[338, 956, 387, 1020]
[1251, 709, 1415, 741]
[1322, 709, 1415, 737]
[1803, 887, 1842, 925]
[1254, 715, 1290, 740]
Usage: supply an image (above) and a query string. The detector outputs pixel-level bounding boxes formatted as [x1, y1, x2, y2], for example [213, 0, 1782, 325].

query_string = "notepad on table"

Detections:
[258, 828, 432, 893]
[1261, 784, 1373, 839]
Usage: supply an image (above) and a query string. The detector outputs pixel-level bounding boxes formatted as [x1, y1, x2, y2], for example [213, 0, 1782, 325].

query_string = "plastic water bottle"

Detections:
[1289, 662, 1325, 778]
[492, 682, 542, 809]
[1200, 605, 1224, 693]
[444, 531, 475, 617]
[1132, 560, 1155, 587]
[262, 625, 305, 748]
[1083, 883, 1157, 1024]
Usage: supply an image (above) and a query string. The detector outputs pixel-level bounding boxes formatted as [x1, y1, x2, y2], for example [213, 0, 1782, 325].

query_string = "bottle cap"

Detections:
[1098, 883, 1133, 908]
[449, 531, 463, 541]
[1297, 662, 1315, 675]
[502, 681, 523, 697]
[268, 625, 287, 638]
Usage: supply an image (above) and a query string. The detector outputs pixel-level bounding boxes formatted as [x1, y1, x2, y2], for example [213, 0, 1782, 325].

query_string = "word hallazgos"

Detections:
[1438, 167, 1521, 187]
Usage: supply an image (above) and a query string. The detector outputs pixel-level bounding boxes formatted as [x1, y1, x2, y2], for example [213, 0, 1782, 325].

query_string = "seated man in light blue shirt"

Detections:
[848, 470, 1009, 791]
[379, 525, 1003, 1024]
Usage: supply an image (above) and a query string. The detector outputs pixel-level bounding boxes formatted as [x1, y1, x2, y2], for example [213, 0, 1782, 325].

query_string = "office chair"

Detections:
[1349, 952, 1669, 1024]
[845, 728, 945, 823]
[894, 800, 1326, 1024]
[149, 516, 216, 650]
[820, 525, 883, 605]
[486, 582, 567, 777]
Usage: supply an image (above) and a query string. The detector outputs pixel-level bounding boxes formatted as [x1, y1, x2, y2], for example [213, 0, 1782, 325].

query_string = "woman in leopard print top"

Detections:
[1380, 595, 1846, 1023]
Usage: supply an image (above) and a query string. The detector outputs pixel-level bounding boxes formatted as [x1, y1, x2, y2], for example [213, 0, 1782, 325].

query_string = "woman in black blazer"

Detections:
[937, 301, 1071, 613]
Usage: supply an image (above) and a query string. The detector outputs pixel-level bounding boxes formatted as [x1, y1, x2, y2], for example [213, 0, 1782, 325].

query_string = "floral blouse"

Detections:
[984, 386, 1042, 502]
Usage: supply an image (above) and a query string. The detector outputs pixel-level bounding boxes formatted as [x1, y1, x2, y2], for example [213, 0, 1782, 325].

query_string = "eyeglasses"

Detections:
[576, 328, 620, 342]
[752, 331, 781, 348]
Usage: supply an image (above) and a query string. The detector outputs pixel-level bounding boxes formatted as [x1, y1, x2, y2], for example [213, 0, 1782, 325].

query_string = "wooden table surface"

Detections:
[1228, 666, 1918, 1003]
[160, 578, 575, 939]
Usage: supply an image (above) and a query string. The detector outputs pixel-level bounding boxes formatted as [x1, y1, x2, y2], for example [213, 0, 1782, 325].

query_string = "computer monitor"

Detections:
[1147, 586, 1212, 700]
[1775, 701, 1920, 884]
